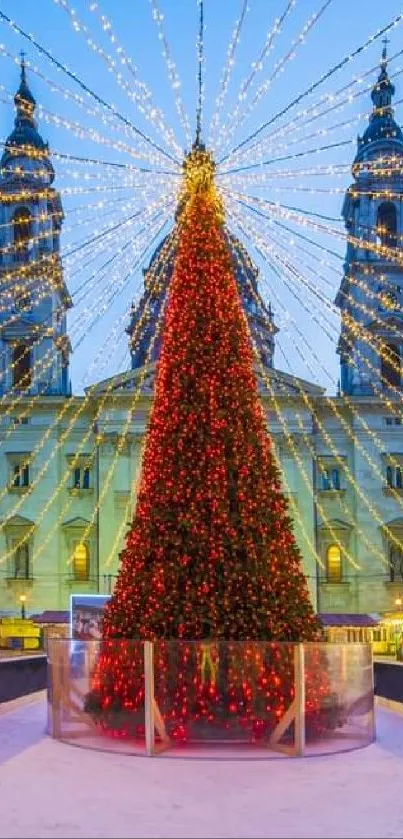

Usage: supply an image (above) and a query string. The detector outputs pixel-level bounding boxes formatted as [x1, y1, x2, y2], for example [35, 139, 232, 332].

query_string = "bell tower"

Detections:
[0, 56, 72, 397]
[336, 42, 403, 395]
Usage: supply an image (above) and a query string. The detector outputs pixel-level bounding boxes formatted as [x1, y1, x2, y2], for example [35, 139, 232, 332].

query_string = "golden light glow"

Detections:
[327, 545, 342, 582]
[73, 542, 89, 581]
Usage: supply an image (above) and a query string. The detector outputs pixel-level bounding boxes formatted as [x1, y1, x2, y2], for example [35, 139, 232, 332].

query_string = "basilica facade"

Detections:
[0, 53, 403, 619]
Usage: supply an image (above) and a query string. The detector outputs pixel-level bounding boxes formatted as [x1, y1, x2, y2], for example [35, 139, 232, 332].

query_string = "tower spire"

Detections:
[371, 39, 395, 117]
[195, 0, 204, 148]
[14, 51, 36, 125]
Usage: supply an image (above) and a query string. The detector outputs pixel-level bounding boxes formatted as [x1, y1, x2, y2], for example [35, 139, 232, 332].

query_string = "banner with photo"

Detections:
[70, 594, 111, 641]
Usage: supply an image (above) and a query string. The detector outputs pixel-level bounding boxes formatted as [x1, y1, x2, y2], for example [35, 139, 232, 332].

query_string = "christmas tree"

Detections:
[86, 145, 329, 742]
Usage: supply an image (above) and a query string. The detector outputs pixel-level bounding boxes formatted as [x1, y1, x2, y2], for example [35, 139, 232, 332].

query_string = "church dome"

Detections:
[127, 228, 277, 370]
[359, 112, 403, 150]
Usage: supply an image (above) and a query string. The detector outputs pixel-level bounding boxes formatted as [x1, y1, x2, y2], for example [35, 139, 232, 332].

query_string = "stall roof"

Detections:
[31, 610, 70, 625]
[319, 613, 379, 628]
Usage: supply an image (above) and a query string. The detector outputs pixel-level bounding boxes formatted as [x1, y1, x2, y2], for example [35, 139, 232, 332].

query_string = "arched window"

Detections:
[13, 208, 32, 260]
[326, 544, 342, 583]
[12, 542, 30, 580]
[397, 467, 403, 489]
[386, 465, 393, 487]
[381, 342, 401, 389]
[389, 543, 403, 583]
[377, 202, 397, 247]
[12, 343, 32, 390]
[73, 542, 89, 581]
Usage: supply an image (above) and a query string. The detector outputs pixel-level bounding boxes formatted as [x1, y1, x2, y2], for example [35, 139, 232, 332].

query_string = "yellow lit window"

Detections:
[73, 542, 89, 581]
[327, 544, 342, 583]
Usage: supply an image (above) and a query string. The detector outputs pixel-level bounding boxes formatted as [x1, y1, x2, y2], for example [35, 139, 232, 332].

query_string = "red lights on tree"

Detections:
[86, 151, 325, 740]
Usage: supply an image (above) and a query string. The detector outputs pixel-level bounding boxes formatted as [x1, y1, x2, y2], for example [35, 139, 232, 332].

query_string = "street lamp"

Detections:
[19, 594, 26, 620]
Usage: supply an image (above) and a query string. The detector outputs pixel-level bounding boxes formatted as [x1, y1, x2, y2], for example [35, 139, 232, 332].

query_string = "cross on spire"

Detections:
[20, 50, 26, 80]
[195, 0, 204, 148]
[382, 37, 390, 64]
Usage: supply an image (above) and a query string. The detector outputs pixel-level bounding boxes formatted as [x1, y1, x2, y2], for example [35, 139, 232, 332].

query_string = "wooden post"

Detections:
[340, 643, 348, 698]
[49, 638, 62, 739]
[144, 641, 155, 756]
[368, 643, 376, 742]
[294, 643, 306, 756]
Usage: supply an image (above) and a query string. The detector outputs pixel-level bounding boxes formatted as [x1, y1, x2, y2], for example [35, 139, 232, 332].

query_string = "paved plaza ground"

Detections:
[0, 692, 402, 839]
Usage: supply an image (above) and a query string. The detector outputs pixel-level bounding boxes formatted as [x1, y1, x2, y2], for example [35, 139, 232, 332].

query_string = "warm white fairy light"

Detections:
[0, 46, 153, 158]
[53, 0, 183, 162]
[227, 202, 403, 565]
[0, 8, 181, 170]
[0, 2, 402, 592]
[0, 207, 176, 551]
[227, 195, 403, 404]
[220, 11, 403, 168]
[2, 230, 176, 567]
[224, 53, 403, 168]
[212, 0, 296, 152]
[208, 0, 249, 145]
[87, 0, 182, 158]
[0, 189, 176, 427]
[149, 0, 192, 148]
[228, 191, 403, 340]
[217, 0, 333, 161]
[227, 206, 395, 571]
[0, 230, 169, 466]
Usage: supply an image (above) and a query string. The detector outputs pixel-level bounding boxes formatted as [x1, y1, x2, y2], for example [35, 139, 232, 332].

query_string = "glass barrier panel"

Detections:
[47, 638, 147, 755]
[47, 640, 375, 757]
[303, 642, 375, 755]
[153, 641, 299, 753]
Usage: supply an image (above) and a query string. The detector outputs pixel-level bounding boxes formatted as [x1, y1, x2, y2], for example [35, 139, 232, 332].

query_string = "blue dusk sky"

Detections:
[0, 0, 402, 393]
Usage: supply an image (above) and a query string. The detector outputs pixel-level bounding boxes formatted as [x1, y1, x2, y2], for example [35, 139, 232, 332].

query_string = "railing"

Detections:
[0, 652, 47, 702]
[47, 639, 375, 758]
[374, 659, 403, 703]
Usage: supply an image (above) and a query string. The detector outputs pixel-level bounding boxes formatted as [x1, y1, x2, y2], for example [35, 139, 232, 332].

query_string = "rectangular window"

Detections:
[71, 466, 91, 490]
[381, 343, 401, 390]
[12, 343, 32, 390]
[385, 464, 403, 489]
[12, 541, 30, 579]
[389, 544, 403, 582]
[321, 469, 330, 491]
[331, 468, 340, 491]
[13, 462, 29, 488]
[320, 467, 341, 491]
[83, 467, 90, 490]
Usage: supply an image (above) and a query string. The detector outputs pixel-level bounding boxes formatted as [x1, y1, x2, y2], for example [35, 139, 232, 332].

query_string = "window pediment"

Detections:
[382, 517, 403, 533]
[382, 453, 403, 465]
[317, 518, 352, 532]
[4, 514, 34, 529]
[6, 451, 31, 463]
[62, 516, 92, 530]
